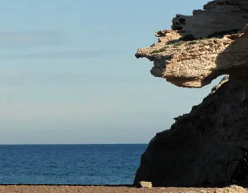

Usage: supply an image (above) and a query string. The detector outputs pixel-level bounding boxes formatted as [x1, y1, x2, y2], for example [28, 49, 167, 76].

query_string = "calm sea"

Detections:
[0, 144, 147, 185]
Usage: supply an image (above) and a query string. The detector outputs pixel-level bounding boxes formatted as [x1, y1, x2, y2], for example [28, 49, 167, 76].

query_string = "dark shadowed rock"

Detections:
[134, 0, 248, 187]
[134, 77, 248, 186]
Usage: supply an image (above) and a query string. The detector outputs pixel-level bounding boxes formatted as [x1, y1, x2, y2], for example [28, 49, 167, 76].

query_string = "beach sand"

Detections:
[0, 185, 244, 193]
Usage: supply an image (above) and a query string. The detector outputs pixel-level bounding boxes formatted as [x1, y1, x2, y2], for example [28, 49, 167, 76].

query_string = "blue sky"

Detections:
[0, 0, 221, 144]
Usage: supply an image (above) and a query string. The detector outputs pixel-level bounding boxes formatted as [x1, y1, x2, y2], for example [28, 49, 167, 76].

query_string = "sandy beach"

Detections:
[0, 185, 215, 193]
[0, 185, 246, 193]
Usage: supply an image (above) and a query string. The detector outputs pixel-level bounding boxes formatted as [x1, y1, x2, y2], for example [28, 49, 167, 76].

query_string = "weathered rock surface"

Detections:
[135, 0, 248, 88]
[134, 0, 248, 187]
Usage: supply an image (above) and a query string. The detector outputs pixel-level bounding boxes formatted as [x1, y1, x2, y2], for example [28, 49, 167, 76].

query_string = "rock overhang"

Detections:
[134, 0, 248, 187]
[135, 0, 248, 88]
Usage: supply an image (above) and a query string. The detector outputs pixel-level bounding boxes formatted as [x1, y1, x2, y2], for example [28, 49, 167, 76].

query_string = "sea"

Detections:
[0, 144, 147, 185]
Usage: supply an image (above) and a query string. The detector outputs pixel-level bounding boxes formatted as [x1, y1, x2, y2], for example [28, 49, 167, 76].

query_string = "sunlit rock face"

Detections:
[135, 0, 248, 88]
[134, 0, 248, 187]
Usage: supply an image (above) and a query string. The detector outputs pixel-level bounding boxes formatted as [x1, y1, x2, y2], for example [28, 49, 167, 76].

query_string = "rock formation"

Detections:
[134, 0, 248, 187]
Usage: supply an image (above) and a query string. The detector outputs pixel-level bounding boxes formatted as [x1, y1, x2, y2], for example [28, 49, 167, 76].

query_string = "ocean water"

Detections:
[0, 144, 147, 185]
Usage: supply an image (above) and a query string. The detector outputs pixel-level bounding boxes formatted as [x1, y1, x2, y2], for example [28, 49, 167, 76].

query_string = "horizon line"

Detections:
[0, 143, 148, 145]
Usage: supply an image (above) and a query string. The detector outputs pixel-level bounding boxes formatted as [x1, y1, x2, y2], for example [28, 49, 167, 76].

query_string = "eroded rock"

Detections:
[173, 0, 248, 38]
[134, 0, 248, 187]
[135, 0, 248, 88]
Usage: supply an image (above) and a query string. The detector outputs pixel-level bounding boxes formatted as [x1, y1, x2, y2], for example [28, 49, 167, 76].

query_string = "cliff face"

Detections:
[134, 0, 248, 187]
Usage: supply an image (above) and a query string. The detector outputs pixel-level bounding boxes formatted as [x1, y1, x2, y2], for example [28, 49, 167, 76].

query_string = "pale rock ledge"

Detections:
[135, 0, 248, 88]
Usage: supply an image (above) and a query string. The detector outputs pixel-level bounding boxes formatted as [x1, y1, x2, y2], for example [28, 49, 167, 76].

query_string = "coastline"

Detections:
[0, 185, 245, 193]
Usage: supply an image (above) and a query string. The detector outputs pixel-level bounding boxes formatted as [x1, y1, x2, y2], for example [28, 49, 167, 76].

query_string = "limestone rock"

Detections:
[135, 0, 248, 88]
[134, 0, 248, 187]
[172, 0, 248, 38]
[138, 181, 152, 188]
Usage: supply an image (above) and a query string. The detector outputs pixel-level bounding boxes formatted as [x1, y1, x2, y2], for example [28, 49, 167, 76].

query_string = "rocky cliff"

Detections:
[134, 0, 248, 187]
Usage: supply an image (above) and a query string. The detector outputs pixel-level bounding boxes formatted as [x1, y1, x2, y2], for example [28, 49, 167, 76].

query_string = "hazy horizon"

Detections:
[0, 143, 148, 145]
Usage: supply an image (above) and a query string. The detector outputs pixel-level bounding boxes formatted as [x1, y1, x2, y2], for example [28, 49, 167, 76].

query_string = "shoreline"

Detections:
[0, 182, 232, 187]
[0, 185, 217, 193]
[0, 184, 247, 193]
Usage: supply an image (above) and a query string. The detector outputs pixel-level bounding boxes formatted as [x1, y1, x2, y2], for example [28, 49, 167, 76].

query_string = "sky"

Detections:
[0, 0, 222, 144]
